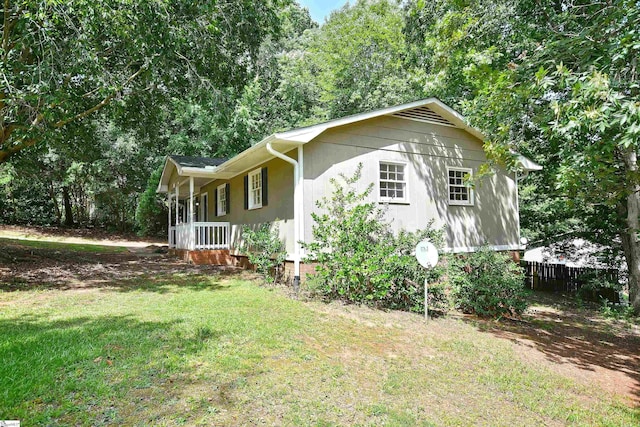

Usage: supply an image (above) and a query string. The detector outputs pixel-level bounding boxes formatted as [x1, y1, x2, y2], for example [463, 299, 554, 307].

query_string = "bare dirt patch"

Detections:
[0, 237, 244, 292]
[468, 294, 640, 405]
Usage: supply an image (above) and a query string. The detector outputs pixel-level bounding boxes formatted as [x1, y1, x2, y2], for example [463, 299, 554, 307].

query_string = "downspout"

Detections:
[298, 145, 304, 259]
[266, 141, 302, 290]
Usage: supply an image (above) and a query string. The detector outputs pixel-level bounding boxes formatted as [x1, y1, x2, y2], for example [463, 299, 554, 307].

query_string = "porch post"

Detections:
[190, 176, 195, 250]
[167, 193, 172, 247]
[175, 183, 179, 225]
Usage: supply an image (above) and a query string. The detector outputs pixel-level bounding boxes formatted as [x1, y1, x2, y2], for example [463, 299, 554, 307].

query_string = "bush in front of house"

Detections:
[302, 164, 445, 312]
[450, 247, 528, 318]
[241, 223, 287, 284]
[301, 164, 527, 319]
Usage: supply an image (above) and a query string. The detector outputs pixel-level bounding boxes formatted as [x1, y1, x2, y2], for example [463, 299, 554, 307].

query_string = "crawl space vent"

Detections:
[392, 106, 454, 126]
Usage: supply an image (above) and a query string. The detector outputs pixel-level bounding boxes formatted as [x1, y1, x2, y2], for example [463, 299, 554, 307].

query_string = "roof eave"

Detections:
[514, 153, 543, 172]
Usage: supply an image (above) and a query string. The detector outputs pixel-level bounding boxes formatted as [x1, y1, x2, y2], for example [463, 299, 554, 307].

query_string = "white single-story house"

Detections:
[157, 98, 541, 284]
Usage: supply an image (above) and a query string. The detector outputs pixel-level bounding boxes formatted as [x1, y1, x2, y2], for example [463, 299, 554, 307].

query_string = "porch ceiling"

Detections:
[171, 176, 215, 199]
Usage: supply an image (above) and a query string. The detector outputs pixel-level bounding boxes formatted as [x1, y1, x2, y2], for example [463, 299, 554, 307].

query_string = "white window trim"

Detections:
[248, 168, 262, 210]
[216, 184, 226, 216]
[447, 166, 474, 206]
[378, 160, 409, 204]
[201, 193, 208, 221]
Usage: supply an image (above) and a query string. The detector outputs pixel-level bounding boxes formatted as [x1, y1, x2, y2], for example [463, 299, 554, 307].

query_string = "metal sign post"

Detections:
[415, 240, 439, 321]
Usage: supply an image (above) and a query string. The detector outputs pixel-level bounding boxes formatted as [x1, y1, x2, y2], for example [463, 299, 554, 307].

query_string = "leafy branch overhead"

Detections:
[0, 0, 285, 161]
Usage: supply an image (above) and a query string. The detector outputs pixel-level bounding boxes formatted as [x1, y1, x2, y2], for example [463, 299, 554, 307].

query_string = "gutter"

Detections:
[266, 141, 304, 290]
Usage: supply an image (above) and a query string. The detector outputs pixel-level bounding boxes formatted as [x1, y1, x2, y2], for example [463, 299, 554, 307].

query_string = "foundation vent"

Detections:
[392, 106, 454, 126]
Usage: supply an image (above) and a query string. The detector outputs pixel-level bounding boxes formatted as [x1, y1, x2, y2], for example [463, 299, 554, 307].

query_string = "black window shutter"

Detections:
[214, 187, 218, 217]
[262, 167, 268, 207]
[225, 183, 231, 214]
[244, 175, 249, 210]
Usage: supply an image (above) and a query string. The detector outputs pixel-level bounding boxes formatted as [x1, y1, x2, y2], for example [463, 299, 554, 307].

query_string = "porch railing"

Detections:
[170, 222, 230, 250]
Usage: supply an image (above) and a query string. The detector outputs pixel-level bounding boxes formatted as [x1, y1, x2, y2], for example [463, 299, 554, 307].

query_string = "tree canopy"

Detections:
[0, 0, 287, 161]
[2, 0, 639, 312]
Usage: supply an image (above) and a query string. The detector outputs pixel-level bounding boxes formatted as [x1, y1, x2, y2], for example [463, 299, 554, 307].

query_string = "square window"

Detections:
[379, 162, 407, 203]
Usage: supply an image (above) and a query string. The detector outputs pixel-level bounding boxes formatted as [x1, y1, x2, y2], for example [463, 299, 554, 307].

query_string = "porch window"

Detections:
[217, 184, 227, 216]
[248, 168, 262, 210]
[447, 167, 473, 206]
[379, 161, 407, 202]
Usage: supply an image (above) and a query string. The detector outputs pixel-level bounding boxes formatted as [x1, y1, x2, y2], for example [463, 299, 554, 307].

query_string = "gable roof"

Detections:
[272, 98, 485, 143]
[158, 98, 541, 193]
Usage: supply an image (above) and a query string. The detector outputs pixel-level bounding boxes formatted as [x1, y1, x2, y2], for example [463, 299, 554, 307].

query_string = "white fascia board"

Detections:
[176, 98, 538, 186]
[157, 156, 175, 193]
[425, 99, 486, 141]
[209, 135, 304, 179]
[276, 98, 444, 142]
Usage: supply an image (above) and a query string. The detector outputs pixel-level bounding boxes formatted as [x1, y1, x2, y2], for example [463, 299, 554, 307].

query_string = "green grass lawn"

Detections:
[1, 277, 638, 426]
[0, 240, 638, 426]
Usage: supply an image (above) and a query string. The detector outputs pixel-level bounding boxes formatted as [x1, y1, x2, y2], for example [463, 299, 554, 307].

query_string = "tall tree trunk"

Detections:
[62, 185, 74, 227]
[49, 181, 62, 225]
[620, 147, 640, 314]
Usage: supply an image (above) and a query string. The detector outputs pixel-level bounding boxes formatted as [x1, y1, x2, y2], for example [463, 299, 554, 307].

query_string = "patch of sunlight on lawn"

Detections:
[0, 237, 128, 253]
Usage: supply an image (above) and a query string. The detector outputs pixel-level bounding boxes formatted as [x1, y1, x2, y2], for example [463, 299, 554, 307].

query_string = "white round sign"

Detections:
[415, 240, 439, 269]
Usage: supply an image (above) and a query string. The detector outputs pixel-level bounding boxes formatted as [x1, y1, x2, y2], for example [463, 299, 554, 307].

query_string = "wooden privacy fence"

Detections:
[522, 261, 620, 303]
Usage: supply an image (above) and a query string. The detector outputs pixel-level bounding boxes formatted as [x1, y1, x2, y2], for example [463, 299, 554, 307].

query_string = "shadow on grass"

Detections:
[0, 313, 226, 424]
[462, 291, 640, 408]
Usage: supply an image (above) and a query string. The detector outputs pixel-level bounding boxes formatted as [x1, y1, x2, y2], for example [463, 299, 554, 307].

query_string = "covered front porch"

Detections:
[159, 155, 232, 251]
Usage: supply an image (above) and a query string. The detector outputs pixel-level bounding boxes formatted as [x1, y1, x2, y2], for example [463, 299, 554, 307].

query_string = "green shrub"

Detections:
[302, 164, 445, 312]
[576, 271, 621, 303]
[450, 248, 528, 318]
[135, 167, 168, 237]
[241, 222, 287, 284]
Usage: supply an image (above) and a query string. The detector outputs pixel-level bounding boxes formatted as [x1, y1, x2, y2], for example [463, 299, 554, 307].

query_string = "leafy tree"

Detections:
[0, 0, 288, 162]
[304, 0, 423, 119]
[135, 167, 167, 236]
[404, 0, 640, 314]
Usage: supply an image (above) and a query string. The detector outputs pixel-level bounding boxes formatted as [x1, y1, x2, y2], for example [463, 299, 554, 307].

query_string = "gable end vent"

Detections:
[391, 106, 454, 126]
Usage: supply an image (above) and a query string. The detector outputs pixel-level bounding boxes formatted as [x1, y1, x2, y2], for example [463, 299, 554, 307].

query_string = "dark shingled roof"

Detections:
[169, 155, 227, 169]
